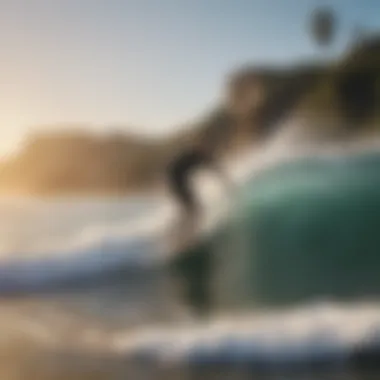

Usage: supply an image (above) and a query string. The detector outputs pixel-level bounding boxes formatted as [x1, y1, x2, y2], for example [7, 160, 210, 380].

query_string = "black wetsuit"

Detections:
[166, 108, 230, 215]
[167, 148, 216, 316]
[167, 149, 214, 214]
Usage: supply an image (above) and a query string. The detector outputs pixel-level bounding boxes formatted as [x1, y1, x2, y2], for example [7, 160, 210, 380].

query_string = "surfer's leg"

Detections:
[166, 168, 199, 247]
[174, 186, 201, 250]
[168, 231, 213, 319]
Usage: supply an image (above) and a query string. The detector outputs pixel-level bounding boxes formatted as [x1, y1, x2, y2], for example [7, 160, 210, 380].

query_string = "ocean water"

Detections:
[0, 196, 186, 378]
[0, 197, 378, 379]
[2, 131, 380, 379]
[0, 195, 380, 380]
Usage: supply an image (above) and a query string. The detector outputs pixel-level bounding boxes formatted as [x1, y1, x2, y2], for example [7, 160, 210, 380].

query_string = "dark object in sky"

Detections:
[310, 7, 337, 47]
[336, 70, 377, 126]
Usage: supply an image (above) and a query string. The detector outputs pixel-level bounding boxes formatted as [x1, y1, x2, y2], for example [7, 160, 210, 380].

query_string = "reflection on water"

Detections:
[0, 197, 179, 379]
[3, 289, 380, 379]
[0, 271, 181, 379]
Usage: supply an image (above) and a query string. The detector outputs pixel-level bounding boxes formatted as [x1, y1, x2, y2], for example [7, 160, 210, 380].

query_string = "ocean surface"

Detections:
[1, 195, 380, 380]
[2, 131, 380, 379]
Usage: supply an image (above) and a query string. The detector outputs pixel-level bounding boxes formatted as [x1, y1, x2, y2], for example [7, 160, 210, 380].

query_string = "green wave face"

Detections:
[170, 150, 380, 314]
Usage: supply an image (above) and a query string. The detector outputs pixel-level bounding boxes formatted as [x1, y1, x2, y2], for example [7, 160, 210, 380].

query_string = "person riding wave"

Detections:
[165, 65, 377, 252]
[166, 108, 232, 250]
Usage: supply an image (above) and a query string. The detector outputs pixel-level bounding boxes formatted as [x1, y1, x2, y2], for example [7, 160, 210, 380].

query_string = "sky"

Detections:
[0, 0, 379, 154]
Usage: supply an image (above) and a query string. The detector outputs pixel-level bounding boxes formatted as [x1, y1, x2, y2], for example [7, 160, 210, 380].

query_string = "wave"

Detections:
[68, 302, 380, 371]
[2, 123, 380, 296]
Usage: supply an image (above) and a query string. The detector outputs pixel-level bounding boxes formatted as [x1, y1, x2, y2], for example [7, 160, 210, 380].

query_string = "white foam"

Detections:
[113, 302, 380, 365]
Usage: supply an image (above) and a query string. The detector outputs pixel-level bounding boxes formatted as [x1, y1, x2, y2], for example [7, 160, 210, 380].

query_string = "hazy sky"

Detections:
[0, 0, 379, 153]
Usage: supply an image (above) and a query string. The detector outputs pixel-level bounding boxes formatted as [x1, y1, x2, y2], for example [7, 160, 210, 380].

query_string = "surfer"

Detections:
[166, 137, 231, 318]
[165, 74, 311, 251]
[165, 66, 326, 251]
[166, 109, 232, 251]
